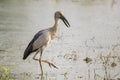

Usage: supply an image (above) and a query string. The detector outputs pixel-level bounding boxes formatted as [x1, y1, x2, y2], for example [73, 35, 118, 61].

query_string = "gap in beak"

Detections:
[60, 16, 70, 28]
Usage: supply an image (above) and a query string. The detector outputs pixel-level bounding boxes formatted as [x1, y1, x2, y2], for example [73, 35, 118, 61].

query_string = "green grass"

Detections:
[0, 66, 14, 80]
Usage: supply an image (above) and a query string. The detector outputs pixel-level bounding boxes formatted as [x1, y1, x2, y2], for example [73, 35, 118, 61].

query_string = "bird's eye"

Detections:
[59, 16, 62, 19]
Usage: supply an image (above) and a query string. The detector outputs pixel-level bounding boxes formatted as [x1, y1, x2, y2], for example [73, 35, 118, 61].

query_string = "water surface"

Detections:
[0, 0, 120, 80]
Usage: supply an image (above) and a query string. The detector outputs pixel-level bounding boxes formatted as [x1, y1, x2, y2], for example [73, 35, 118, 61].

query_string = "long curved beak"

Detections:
[60, 16, 70, 28]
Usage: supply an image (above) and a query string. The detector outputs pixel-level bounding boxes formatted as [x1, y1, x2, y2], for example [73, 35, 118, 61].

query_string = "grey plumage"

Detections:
[23, 11, 70, 80]
[23, 30, 44, 60]
[23, 11, 70, 60]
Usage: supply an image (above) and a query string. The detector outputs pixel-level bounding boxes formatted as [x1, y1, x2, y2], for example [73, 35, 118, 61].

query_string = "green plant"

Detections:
[0, 66, 14, 80]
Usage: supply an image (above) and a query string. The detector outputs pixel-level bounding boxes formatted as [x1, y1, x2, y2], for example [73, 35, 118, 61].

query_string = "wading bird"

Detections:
[23, 11, 70, 80]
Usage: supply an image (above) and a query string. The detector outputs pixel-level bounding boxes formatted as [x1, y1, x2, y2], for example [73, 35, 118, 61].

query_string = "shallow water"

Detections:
[0, 0, 120, 80]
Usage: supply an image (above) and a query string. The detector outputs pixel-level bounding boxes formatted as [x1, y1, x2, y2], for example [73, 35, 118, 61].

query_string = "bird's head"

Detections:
[55, 11, 70, 28]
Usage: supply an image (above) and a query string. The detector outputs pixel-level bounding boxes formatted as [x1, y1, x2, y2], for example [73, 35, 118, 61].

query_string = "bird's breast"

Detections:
[51, 32, 57, 40]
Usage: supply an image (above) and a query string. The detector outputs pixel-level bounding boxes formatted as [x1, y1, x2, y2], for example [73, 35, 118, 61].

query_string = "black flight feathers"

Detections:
[23, 30, 44, 60]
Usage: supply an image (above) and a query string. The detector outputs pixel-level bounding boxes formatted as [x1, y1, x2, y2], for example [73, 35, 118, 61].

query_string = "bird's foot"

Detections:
[33, 58, 58, 69]
[41, 60, 58, 69]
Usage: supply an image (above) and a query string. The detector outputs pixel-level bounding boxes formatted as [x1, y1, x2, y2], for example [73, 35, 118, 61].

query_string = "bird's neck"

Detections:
[50, 18, 59, 39]
[52, 18, 59, 33]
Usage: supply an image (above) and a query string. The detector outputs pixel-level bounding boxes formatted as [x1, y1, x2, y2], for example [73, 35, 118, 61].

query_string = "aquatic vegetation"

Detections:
[63, 72, 68, 80]
[0, 66, 9, 80]
[0, 66, 12, 80]
[79, 44, 120, 80]
[64, 51, 79, 61]
[111, 62, 117, 68]
[0, 49, 6, 52]
[86, 46, 120, 80]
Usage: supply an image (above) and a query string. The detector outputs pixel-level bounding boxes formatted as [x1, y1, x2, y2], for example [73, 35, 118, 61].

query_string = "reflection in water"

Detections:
[0, 0, 120, 80]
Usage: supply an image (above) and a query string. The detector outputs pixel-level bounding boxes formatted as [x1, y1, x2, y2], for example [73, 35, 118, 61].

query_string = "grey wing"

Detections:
[23, 30, 45, 60]
[32, 30, 51, 50]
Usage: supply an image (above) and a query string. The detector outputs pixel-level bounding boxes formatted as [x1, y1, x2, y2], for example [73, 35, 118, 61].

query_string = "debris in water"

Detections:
[111, 62, 117, 68]
[83, 57, 92, 63]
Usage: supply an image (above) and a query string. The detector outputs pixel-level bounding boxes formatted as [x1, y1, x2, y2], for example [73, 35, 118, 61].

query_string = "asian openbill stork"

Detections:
[23, 11, 70, 80]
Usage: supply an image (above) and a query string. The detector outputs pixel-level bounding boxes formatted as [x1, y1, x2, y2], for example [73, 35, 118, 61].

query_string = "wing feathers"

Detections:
[23, 30, 44, 60]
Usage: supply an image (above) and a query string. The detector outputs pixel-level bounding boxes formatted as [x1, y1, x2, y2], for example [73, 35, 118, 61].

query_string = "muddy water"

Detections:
[0, 0, 120, 80]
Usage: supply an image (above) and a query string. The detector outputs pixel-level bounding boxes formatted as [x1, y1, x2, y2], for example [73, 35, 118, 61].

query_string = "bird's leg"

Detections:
[39, 48, 44, 80]
[33, 51, 58, 69]
[33, 51, 39, 61]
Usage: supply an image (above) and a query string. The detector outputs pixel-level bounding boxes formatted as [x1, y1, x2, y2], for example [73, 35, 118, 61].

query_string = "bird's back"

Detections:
[23, 29, 51, 60]
[23, 30, 44, 60]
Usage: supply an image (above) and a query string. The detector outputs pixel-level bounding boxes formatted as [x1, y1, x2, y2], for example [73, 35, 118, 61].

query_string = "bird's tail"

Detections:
[23, 45, 32, 60]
